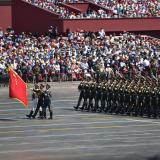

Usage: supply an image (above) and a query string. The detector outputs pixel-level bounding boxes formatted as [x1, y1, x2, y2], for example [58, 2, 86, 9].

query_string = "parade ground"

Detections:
[0, 82, 160, 160]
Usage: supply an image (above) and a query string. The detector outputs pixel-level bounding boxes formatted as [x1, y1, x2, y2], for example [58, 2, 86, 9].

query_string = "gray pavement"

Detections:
[0, 82, 160, 160]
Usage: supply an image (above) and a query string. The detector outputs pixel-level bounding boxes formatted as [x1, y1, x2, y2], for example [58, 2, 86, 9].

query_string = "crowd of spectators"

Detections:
[93, 0, 160, 18]
[0, 26, 160, 83]
[24, 0, 160, 19]
[25, 0, 108, 18]
[25, 0, 74, 18]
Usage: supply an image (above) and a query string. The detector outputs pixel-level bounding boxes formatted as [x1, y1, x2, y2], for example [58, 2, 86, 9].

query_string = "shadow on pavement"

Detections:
[0, 118, 17, 121]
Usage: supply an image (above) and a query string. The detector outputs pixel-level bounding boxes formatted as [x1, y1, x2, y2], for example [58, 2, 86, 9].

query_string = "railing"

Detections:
[21, 71, 95, 84]
[0, 71, 95, 87]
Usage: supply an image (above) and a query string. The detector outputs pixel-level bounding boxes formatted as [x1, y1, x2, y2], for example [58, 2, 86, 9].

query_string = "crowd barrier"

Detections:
[0, 71, 95, 87]
[0, 71, 96, 87]
[0, 70, 133, 87]
[27, 71, 95, 84]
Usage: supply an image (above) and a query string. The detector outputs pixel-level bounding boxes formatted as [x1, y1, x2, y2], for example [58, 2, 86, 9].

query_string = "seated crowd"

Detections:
[24, 0, 160, 18]
[25, 0, 109, 18]
[93, 0, 160, 18]
[25, 0, 73, 18]
[0, 27, 160, 83]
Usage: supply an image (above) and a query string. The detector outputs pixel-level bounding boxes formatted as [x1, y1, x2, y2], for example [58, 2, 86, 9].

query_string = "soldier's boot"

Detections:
[100, 101, 105, 112]
[85, 104, 91, 112]
[94, 104, 99, 112]
[79, 106, 84, 110]
[91, 105, 96, 112]
[48, 112, 53, 120]
[126, 104, 132, 116]
[139, 108, 144, 117]
[122, 104, 128, 115]
[109, 102, 115, 114]
[133, 105, 138, 116]
[113, 102, 118, 114]
[101, 106, 106, 113]
[89, 103, 94, 111]
[111, 101, 117, 114]
[79, 104, 85, 111]
[43, 111, 47, 119]
[126, 109, 131, 116]
[73, 103, 80, 110]
[89, 103, 95, 112]
[115, 107, 120, 114]
[152, 106, 157, 118]
[114, 102, 120, 114]
[38, 111, 43, 119]
[73, 106, 79, 110]
[108, 103, 113, 114]
[104, 102, 111, 113]
[119, 103, 125, 115]
[26, 110, 33, 119]
[152, 113, 157, 119]
[147, 111, 151, 118]
[74, 96, 82, 110]
[97, 107, 102, 113]
[103, 105, 109, 113]
[80, 101, 87, 110]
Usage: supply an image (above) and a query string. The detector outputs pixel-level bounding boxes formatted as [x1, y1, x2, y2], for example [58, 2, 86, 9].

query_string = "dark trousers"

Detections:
[88, 95, 94, 110]
[43, 101, 53, 118]
[33, 101, 43, 118]
[76, 91, 84, 108]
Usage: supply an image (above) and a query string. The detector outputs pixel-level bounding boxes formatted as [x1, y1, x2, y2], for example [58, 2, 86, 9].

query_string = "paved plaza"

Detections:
[0, 82, 160, 160]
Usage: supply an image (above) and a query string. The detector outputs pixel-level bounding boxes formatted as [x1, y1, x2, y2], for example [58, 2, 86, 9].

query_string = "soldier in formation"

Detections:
[74, 77, 160, 118]
[26, 83, 53, 119]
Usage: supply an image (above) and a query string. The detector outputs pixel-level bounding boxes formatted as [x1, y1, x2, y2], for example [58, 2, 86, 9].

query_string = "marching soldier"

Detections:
[107, 83, 114, 113]
[74, 81, 85, 110]
[80, 80, 90, 111]
[125, 85, 133, 115]
[74, 76, 160, 119]
[32, 84, 45, 119]
[94, 82, 102, 112]
[137, 86, 144, 117]
[143, 87, 150, 117]
[100, 82, 107, 112]
[157, 88, 160, 118]
[43, 84, 53, 119]
[150, 87, 157, 118]
[26, 84, 39, 119]
[86, 81, 96, 111]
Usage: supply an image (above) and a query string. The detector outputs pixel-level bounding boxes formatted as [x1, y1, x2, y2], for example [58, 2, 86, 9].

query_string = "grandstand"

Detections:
[0, 1, 160, 160]
[0, 0, 159, 36]
[0, 0, 160, 84]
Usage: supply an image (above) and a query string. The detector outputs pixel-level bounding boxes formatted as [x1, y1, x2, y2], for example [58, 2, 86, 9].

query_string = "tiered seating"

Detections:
[24, 0, 113, 18]
[91, 0, 160, 18]
[24, 0, 160, 18]
[0, 27, 160, 83]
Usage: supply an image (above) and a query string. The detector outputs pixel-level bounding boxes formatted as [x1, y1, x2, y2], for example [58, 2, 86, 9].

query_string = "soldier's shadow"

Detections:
[62, 108, 75, 111]
[0, 118, 17, 121]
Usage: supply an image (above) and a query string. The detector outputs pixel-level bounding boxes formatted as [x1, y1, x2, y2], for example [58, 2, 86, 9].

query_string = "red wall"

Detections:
[89, 3, 108, 12]
[59, 3, 81, 13]
[62, 18, 160, 32]
[69, 3, 89, 13]
[12, 0, 63, 34]
[0, 5, 12, 31]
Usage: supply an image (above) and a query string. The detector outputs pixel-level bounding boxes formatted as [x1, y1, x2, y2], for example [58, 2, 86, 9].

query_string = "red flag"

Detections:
[9, 68, 28, 107]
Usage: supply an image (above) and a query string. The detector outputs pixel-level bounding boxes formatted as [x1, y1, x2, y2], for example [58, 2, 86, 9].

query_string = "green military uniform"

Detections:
[74, 81, 85, 110]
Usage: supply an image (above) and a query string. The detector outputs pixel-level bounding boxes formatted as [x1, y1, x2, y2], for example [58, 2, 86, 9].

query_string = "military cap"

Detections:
[46, 84, 51, 88]
[40, 84, 45, 88]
